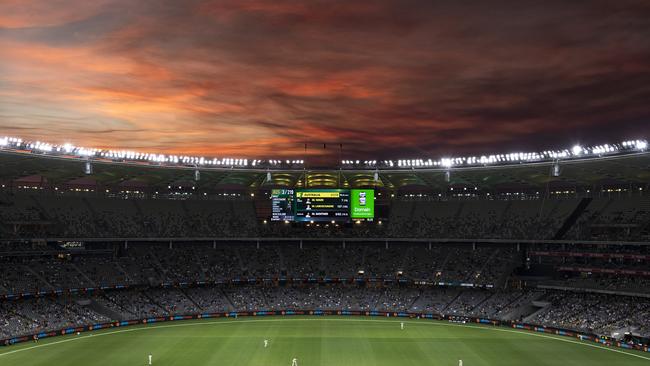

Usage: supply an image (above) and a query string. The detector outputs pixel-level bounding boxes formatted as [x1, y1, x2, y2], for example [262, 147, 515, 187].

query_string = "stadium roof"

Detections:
[1, 149, 649, 192]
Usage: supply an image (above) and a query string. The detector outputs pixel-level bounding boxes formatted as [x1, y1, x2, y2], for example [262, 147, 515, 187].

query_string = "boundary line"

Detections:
[0, 317, 648, 362]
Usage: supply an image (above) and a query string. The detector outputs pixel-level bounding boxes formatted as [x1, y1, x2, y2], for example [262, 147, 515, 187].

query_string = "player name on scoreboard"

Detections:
[295, 190, 350, 221]
[271, 189, 294, 221]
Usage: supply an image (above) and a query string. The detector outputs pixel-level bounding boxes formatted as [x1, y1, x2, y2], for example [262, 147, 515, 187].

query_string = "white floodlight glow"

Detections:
[572, 145, 582, 155]
[3, 135, 649, 172]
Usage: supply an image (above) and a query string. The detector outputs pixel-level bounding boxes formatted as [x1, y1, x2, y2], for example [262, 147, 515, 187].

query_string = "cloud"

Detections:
[1, 0, 650, 159]
[0, 0, 116, 29]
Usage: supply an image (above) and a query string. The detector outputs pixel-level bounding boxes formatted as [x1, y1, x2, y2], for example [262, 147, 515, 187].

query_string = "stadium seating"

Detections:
[1, 191, 650, 345]
[2, 285, 649, 340]
[1, 192, 649, 241]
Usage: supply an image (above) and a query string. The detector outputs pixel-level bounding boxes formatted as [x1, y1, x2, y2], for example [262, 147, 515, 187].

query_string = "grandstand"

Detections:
[1, 138, 650, 365]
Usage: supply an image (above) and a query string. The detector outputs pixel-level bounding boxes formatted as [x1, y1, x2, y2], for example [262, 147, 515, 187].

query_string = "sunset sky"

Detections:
[1, 0, 650, 159]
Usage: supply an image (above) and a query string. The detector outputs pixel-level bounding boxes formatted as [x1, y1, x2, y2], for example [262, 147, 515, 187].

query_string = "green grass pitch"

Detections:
[1, 316, 648, 365]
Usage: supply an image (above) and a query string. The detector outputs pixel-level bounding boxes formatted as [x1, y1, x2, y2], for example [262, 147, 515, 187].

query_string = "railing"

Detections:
[0, 278, 495, 301]
[1, 236, 649, 245]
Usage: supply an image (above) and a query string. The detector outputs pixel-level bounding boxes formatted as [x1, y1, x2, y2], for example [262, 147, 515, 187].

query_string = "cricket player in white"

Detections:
[400, 322, 404, 330]
[292, 357, 298, 366]
[264, 339, 268, 348]
[459, 360, 463, 366]
[148, 354, 152, 365]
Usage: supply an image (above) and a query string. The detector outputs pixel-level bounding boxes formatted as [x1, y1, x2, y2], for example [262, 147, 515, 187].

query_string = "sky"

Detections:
[1, 0, 650, 160]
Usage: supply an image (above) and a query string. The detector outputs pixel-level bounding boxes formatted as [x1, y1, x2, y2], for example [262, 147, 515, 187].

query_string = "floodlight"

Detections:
[572, 145, 582, 155]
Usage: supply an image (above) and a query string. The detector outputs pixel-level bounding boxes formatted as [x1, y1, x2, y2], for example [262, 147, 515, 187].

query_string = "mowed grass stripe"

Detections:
[0, 317, 648, 365]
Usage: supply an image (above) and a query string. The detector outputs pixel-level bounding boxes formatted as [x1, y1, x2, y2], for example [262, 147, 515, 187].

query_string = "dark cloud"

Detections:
[1, 0, 649, 159]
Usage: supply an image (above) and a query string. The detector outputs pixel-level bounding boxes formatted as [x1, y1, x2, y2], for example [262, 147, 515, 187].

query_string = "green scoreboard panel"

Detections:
[350, 189, 375, 219]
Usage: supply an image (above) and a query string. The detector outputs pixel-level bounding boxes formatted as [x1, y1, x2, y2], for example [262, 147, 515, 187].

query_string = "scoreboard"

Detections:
[271, 188, 374, 222]
[271, 189, 294, 221]
[294, 189, 350, 222]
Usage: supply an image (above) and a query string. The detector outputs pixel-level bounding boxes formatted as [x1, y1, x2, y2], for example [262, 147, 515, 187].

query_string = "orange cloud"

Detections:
[1, 0, 650, 160]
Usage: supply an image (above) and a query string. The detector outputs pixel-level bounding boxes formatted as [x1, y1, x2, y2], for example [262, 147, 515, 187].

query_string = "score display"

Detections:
[294, 189, 350, 222]
[271, 188, 374, 222]
[271, 189, 295, 221]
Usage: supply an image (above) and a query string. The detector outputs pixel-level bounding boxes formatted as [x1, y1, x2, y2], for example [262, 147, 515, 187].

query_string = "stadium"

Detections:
[1, 136, 650, 365]
[2, 1, 650, 365]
